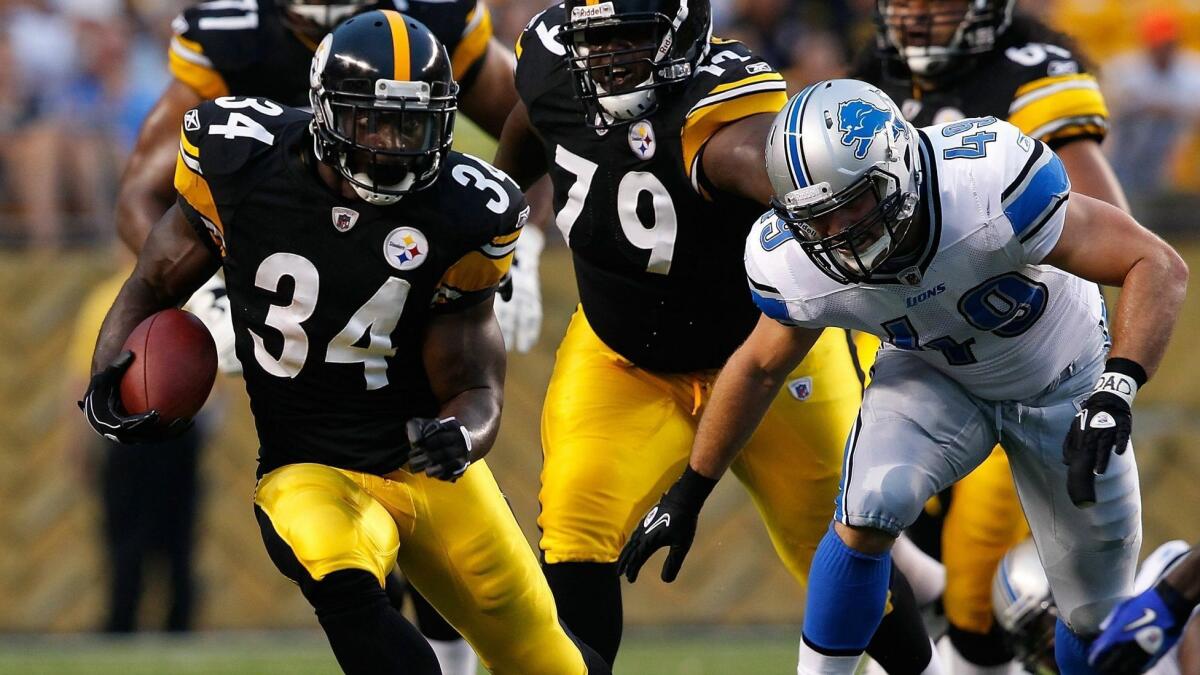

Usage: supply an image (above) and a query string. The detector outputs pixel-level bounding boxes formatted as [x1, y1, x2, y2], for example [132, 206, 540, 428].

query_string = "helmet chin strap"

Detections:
[595, 80, 657, 120]
[901, 46, 954, 75]
[835, 230, 894, 277]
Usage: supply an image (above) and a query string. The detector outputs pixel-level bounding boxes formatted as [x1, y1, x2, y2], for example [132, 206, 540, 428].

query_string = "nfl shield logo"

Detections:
[787, 376, 813, 402]
[332, 206, 359, 233]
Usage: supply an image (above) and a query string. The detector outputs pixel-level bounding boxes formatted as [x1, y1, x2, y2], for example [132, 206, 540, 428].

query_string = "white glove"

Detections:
[183, 271, 241, 375]
[494, 226, 544, 353]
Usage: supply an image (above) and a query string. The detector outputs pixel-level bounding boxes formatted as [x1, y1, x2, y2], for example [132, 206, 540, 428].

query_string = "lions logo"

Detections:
[837, 99, 895, 160]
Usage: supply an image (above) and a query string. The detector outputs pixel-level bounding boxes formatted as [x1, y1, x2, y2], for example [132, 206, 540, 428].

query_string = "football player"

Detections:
[855, 2, 1132, 670]
[626, 79, 1185, 674]
[81, 12, 607, 675]
[496, 1, 938, 671]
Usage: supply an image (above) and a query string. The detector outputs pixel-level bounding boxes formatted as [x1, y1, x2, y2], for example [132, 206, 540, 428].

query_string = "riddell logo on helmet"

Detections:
[570, 2, 614, 21]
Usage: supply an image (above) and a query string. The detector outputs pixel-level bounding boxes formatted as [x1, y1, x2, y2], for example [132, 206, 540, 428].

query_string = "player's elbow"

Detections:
[1157, 242, 1189, 293]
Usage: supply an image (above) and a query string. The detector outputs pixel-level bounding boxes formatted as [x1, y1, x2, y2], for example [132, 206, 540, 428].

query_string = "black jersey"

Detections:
[174, 97, 526, 475]
[854, 16, 1109, 148]
[169, 0, 494, 104]
[515, 6, 788, 373]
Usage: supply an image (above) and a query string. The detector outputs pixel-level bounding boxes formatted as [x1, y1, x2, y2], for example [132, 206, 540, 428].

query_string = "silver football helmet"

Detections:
[764, 79, 922, 284]
[993, 539, 1059, 674]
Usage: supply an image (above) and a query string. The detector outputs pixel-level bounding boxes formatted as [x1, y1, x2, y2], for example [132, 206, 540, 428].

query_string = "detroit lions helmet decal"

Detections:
[837, 99, 898, 160]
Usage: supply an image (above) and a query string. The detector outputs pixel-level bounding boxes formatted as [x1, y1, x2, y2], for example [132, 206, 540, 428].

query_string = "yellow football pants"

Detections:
[539, 308, 872, 586]
[255, 461, 588, 675]
[943, 448, 1031, 633]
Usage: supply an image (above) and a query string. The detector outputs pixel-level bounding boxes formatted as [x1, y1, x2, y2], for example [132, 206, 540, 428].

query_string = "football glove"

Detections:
[1062, 358, 1144, 508]
[182, 271, 241, 375]
[1089, 580, 1194, 674]
[79, 351, 189, 444]
[617, 467, 717, 583]
[406, 417, 472, 482]
[494, 226, 543, 354]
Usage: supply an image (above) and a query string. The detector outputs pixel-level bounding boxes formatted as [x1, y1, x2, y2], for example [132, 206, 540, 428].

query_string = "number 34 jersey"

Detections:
[174, 98, 526, 475]
[746, 118, 1105, 401]
[515, 5, 788, 373]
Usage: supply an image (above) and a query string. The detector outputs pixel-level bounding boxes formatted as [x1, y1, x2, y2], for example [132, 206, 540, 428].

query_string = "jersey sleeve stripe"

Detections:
[1008, 75, 1100, 114]
[1003, 150, 1070, 237]
[179, 128, 201, 161]
[1001, 139, 1044, 202]
[179, 141, 203, 175]
[1008, 88, 1109, 142]
[1016, 193, 1067, 245]
[680, 88, 787, 185]
[1012, 73, 1096, 99]
[1027, 116, 1108, 144]
[170, 35, 213, 68]
[174, 154, 225, 236]
[708, 72, 785, 96]
[385, 10, 411, 82]
[451, 1, 493, 80]
[436, 250, 513, 295]
[168, 46, 230, 100]
[686, 79, 788, 117]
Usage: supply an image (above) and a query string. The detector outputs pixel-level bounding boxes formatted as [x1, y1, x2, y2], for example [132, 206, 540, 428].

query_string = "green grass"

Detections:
[0, 628, 799, 674]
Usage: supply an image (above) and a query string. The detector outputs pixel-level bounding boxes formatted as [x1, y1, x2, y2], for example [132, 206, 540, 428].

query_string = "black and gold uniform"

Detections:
[517, 3, 868, 590]
[169, 0, 494, 103]
[174, 85, 592, 672]
[855, 12, 1111, 644]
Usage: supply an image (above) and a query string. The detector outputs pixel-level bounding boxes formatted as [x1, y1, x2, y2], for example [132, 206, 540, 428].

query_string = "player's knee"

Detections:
[846, 463, 936, 534]
[302, 569, 388, 617]
[834, 521, 895, 554]
[539, 512, 623, 564]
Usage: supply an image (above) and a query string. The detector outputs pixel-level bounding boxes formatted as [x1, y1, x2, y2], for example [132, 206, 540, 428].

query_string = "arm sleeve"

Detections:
[1000, 137, 1071, 264]
[433, 175, 529, 313]
[168, 11, 231, 99]
[174, 106, 228, 257]
[744, 219, 801, 326]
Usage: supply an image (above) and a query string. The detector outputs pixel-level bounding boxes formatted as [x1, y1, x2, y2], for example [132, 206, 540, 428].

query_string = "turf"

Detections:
[0, 628, 799, 674]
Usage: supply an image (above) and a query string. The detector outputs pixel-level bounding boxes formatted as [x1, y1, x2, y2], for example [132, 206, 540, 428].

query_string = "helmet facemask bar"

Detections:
[877, 0, 1014, 78]
[561, 12, 696, 129]
[312, 78, 457, 203]
[773, 168, 917, 284]
[1004, 604, 1059, 675]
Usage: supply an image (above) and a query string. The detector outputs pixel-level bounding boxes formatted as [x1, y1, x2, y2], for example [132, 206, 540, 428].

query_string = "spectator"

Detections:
[1103, 9, 1200, 201]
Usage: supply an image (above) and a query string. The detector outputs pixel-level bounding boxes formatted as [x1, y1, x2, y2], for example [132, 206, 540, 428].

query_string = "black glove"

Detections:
[617, 467, 718, 583]
[78, 351, 189, 444]
[406, 417, 472, 482]
[1062, 358, 1144, 507]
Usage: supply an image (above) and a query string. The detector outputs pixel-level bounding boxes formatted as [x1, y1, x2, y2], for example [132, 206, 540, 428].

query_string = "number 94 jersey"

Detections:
[515, 5, 788, 373]
[746, 118, 1106, 401]
[174, 97, 527, 476]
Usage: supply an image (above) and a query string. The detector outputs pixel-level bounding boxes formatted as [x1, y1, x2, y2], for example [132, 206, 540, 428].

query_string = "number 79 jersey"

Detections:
[515, 5, 789, 372]
[174, 97, 527, 475]
[746, 118, 1107, 401]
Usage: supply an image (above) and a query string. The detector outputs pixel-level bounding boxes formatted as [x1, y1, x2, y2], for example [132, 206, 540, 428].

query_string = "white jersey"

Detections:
[1134, 540, 1197, 675]
[746, 118, 1106, 401]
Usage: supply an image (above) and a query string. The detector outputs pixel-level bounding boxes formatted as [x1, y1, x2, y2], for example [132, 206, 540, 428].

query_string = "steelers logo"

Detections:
[383, 227, 429, 271]
[627, 120, 655, 160]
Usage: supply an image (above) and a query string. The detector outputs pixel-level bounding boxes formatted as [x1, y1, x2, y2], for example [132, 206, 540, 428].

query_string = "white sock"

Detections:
[921, 638, 947, 675]
[797, 640, 863, 675]
[944, 637, 1019, 675]
[890, 533, 946, 607]
[428, 638, 478, 675]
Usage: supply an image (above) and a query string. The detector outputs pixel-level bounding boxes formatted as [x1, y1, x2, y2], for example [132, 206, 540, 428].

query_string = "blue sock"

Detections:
[802, 523, 892, 652]
[1055, 619, 1098, 675]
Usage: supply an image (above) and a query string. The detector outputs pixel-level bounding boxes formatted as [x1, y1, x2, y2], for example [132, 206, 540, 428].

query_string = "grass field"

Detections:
[0, 628, 799, 675]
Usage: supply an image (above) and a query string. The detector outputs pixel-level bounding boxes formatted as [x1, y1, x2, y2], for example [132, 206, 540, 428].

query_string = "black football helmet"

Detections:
[559, 0, 712, 128]
[875, 0, 1016, 79]
[310, 10, 458, 204]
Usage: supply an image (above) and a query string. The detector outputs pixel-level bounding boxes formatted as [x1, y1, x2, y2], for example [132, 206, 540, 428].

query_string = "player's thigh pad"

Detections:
[943, 447, 1030, 633]
[539, 309, 697, 564]
[1000, 354, 1141, 633]
[837, 349, 998, 535]
[732, 328, 864, 584]
[254, 463, 402, 586]
[392, 461, 588, 675]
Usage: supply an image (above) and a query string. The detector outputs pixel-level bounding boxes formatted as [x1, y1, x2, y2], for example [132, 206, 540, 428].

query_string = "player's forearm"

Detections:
[116, 188, 174, 254]
[437, 386, 502, 462]
[1108, 245, 1188, 379]
[1166, 550, 1200, 603]
[91, 275, 175, 373]
[690, 353, 786, 480]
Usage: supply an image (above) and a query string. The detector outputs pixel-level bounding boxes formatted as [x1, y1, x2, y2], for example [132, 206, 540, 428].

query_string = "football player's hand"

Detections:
[1089, 583, 1188, 674]
[494, 226, 543, 354]
[183, 272, 241, 375]
[1062, 359, 1146, 508]
[79, 351, 187, 444]
[406, 417, 472, 481]
[617, 467, 718, 583]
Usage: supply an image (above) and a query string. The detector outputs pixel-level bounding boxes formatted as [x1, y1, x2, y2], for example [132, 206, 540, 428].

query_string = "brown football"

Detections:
[119, 309, 218, 423]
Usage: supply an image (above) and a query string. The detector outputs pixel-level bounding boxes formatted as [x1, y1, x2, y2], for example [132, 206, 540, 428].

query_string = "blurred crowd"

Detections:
[0, 0, 1198, 249]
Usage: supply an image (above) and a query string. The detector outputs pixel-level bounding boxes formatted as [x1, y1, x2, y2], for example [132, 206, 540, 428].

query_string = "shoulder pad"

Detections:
[181, 97, 305, 178]
[439, 152, 529, 241]
[999, 36, 1109, 143]
[514, 5, 568, 101]
[172, 1, 265, 74]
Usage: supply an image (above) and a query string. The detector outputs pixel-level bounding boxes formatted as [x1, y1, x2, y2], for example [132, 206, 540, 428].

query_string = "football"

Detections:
[119, 308, 219, 423]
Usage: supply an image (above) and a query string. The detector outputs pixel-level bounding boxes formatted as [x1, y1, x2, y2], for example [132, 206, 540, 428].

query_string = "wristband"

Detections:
[1094, 358, 1147, 407]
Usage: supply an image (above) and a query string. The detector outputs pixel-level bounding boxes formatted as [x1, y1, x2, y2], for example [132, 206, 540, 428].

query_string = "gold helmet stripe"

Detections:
[384, 10, 411, 82]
